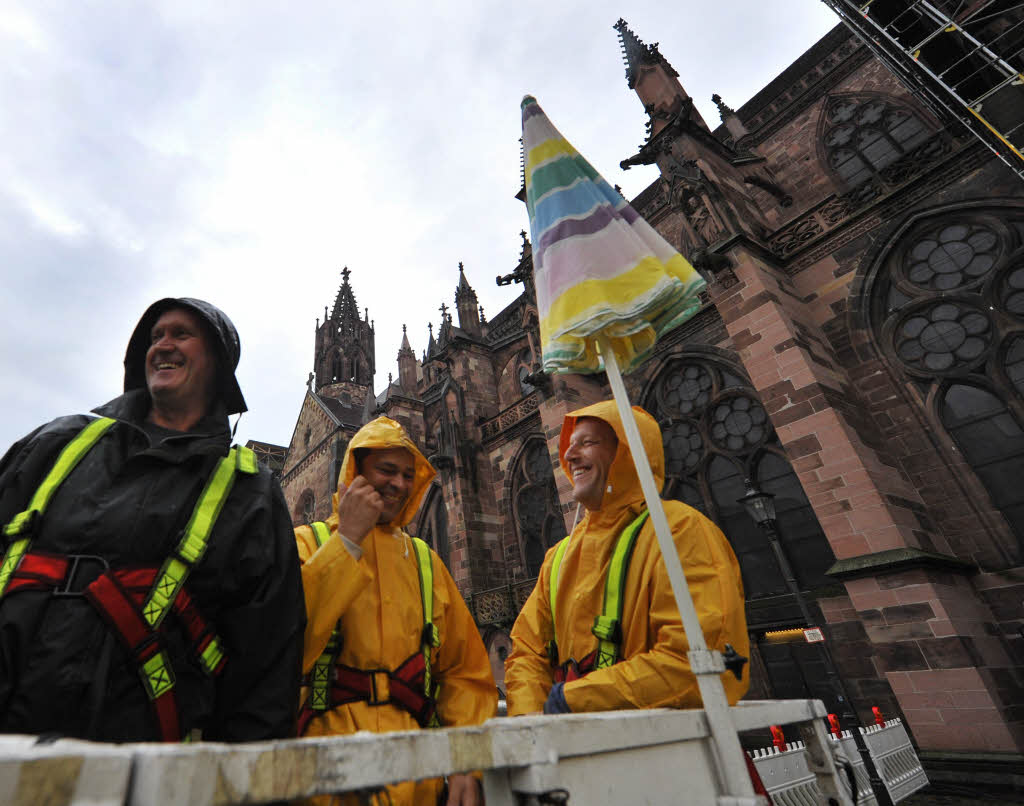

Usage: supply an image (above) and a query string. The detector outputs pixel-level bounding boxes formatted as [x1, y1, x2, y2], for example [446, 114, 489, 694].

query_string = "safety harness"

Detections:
[547, 509, 650, 683]
[298, 523, 443, 735]
[0, 417, 258, 741]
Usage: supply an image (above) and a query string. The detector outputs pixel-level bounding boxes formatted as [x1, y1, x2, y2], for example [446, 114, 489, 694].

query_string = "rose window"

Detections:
[895, 302, 992, 373]
[659, 363, 712, 416]
[710, 396, 770, 452]
[903, 223, 1000, 291]
[1005, 266, 1024, 316]
[664, 421, 703, 475]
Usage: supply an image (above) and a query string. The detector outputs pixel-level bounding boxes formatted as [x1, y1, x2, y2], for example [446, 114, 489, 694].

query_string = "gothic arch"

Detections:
[295, 488, 315, 526]
[815, 91, 943, 192]
[861, 201, 1024, 561]
[641, 352, 836, 599]
[508, 436, 563, 578]
[416, 483, 450, 569]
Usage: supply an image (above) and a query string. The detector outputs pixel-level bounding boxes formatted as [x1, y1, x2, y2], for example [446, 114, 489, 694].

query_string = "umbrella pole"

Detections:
[596, 334, 757, 801]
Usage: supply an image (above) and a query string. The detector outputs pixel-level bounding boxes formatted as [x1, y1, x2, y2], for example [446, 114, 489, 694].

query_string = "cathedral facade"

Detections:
[256, 15, 1024, 783]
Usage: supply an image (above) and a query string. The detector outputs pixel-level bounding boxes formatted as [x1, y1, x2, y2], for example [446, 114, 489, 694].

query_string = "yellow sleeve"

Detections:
[434, 557, 497, 727]
[505, 546, 558, 716]
[295, 521, 373, 674]
[562, 506, 749, 712]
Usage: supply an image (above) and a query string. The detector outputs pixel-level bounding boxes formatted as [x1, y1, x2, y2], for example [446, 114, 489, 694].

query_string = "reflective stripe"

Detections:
[140, 650, 176, 700]
[0, 417, 116, 595]
[308, 521, 342, 713]
[593, 510, 648, 669]
[142, 445, 256, 629]
[3, 417, 116, 539]
[547, 510, 649, 674]
[199, 637, 225, 675]
[411, 536, 440, 726]
[311, 521, 331, 548]
[548, 537, 571, 654]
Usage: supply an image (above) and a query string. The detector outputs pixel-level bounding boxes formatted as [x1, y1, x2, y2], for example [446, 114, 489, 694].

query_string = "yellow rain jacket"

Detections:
[506, 400, 749, 715]
[295, 417, 496, 806]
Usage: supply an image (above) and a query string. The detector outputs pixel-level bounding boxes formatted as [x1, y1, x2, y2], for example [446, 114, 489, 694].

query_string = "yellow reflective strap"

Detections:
[236, 445, 258, 475]
[179, 450, 238, 563]
[0, 538, 30, 596]
[143, 557, 188, 628]
[142, 447, 244, 629]
[140, 651, 175, 700]
[411, 537, 438, 709]
[594, 510, 649, 669]
[548, 536, 571, 651]
[3, 417, 116, 538]
[200, 637, 225, 675]
[311, 521, 331, 548]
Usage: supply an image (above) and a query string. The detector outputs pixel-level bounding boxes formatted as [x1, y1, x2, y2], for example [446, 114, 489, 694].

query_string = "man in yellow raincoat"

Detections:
[295, 416, 496, 806]
[505, 400, 748, 715]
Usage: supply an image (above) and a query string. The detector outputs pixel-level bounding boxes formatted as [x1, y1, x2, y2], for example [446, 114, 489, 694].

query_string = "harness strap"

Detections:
[299, 526, 441, 732]
[308, 521, 343, 715]
[142, 445, 257, 630]
[87, 571, 180, 741]
[0, 421, 252, 741]
[0, 417, 116, 595]
[547, 509, 649, 678]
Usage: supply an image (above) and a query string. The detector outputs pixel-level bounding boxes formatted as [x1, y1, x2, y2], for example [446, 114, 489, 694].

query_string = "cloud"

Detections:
[0, 0, 840, 453]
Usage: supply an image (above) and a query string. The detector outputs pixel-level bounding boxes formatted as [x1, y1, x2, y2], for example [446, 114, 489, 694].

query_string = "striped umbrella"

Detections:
[522, 95, 757, 799]
[521, 94, 706, 375]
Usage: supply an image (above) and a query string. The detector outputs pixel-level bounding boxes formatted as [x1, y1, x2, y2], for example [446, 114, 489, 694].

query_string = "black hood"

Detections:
[123, 297, 248, 415]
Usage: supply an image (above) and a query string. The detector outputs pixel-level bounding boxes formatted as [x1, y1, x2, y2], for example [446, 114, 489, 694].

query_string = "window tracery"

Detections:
[511, 438, 563, 578]
[872, 208, 1024, 547]
[821, 95, 935, 189]
[645, 357, 835, 599]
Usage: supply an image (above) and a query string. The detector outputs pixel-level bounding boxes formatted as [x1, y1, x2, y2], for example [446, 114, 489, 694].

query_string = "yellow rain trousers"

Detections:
[506, 400, 749, 715]
[296, 417, 496, 806]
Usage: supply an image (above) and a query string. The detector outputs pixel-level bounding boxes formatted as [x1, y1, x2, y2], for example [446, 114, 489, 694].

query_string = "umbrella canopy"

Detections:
[521, 95, 706, 374]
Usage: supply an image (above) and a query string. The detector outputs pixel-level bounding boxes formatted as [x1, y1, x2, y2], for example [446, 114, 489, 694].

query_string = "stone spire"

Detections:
[454, 261, 481, 337]
[397, 324, 418, 393]
[314, 266, 375, 393]
[713, 93, 747, 140]
[613, 18, 708, 136]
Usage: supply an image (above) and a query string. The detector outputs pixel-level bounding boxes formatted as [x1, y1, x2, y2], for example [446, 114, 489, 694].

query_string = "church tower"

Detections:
[613, 18, 710, 137]
[454, 262, 481, 338]
[314, 267, 375, 400]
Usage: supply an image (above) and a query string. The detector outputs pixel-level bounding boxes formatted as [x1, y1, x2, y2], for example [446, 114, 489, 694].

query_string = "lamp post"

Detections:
[738, 479, 894, 806]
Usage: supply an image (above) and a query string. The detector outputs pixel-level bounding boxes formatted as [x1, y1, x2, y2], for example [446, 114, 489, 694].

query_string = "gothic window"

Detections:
[304, 426, 312, 449]
[511, 438, 563, 577]
[301, 490, 315, 525]
[822, 95, 934, 189]
[872, 208, 1024, 548]
[645, 358, 836, 599]
[331, 354, 341, 383]
[418, 484, 450, 569]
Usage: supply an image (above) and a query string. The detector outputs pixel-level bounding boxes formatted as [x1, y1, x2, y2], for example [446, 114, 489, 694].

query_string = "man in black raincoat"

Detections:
[0, 298, 305, 742]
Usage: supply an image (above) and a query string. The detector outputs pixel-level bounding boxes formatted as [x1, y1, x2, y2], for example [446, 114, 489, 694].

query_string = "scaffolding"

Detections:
[822, 0, 1024, 180]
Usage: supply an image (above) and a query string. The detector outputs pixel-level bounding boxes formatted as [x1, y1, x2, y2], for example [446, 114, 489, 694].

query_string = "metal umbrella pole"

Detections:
[597, 334, 761, 803]
[739, 480, 895, 806]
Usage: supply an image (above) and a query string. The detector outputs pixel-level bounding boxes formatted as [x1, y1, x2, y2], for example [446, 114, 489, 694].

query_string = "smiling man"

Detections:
[504, 400, 749, 717]
[0, 297, 305, 743]
[294, 416, 496, 806]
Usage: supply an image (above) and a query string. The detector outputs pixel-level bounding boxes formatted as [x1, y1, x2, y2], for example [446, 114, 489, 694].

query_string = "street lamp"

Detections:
[738, 479, 894, 806]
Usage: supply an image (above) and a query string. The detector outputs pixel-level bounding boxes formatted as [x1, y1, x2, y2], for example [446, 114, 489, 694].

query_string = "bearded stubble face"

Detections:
[564, 417, 619, 511]
[360, 447, 416, 523]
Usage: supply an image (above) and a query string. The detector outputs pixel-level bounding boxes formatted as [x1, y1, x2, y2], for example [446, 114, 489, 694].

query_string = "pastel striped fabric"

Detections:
[522, 95, 706, 374]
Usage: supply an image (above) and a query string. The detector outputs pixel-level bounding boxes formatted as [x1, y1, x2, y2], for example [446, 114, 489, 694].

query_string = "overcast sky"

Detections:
[0, 1, 840, 452]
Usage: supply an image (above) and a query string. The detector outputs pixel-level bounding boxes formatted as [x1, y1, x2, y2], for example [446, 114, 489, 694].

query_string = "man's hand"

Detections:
[446, 773, 483, 806]
[543, 682, 571, 715]
[335, 477, 383, 544]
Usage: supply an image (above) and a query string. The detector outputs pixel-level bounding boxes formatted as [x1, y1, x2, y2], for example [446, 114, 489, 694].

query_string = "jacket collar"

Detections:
[92, 389, 231, 457]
